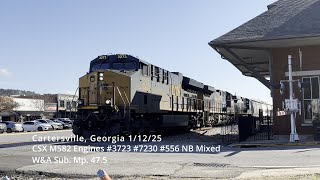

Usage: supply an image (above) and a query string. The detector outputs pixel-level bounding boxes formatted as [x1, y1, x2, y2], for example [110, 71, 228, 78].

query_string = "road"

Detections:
[0, 129, 320, 179]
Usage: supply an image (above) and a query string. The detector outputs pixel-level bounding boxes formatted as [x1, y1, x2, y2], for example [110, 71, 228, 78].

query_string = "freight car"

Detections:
[72, 54, 272, 137]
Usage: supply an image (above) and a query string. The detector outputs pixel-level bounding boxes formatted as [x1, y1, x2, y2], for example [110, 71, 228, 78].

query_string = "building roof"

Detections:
[209, 0, 320, 89]
[13, 98, 45, 112]
[0, 110, 20, 117]
[211, 0, 320, 45]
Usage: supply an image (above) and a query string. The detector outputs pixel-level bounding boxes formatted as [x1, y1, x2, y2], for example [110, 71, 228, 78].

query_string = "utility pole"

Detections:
[279, 55, 301, 142]
[288, 55, 299, 142]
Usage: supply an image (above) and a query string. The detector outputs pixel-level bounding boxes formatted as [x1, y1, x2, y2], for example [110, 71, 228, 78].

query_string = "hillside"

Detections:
[0, 89, 39, 96]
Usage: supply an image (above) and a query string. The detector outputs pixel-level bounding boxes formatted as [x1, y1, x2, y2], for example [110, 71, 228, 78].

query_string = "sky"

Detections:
[0, 0, 277, 104]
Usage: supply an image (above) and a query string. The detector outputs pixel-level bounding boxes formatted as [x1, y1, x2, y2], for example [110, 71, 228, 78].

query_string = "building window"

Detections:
[59, 100, 65, 108]
[66, 101, 71, 109]
[303, 76, 320, 123]
[72, 101, 77, 108]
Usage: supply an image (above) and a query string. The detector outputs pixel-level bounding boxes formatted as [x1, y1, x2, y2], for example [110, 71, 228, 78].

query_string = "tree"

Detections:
[0, 96, 19, 111]
[30, 94, 57, 118]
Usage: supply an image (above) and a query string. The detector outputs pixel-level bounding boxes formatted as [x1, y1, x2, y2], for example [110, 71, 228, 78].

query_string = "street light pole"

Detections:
[288, 55, 299, 142]
[278, 55, 301, 142]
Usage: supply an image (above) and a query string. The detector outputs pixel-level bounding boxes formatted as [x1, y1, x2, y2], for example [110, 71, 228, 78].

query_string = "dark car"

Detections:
[58, 118, 73, 125]
[0, 123, 7, 133]
[2, 121, 24, 133]
[53, 119, 72, 129]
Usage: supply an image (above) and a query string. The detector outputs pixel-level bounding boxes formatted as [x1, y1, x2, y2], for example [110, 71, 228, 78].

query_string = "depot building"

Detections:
[209, 0, 320, 135]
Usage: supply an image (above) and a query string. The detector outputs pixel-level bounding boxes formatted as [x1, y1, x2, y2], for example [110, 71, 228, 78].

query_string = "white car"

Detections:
[22, 121, 52, 132]
[35, 119, 63, 130]
[2, 121, 24, 133]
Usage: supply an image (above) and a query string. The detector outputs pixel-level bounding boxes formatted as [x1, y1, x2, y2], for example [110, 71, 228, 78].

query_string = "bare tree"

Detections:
[30, 94, 57, 118]
[0, 96, 19, 111]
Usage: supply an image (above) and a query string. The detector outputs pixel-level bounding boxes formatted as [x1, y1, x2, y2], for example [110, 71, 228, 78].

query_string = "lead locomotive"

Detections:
[72, 54, 271, 137]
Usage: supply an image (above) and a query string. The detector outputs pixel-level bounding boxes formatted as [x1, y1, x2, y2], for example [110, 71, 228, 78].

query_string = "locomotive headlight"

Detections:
[99, 73, 104, 81]
[105, 99, 111, 105]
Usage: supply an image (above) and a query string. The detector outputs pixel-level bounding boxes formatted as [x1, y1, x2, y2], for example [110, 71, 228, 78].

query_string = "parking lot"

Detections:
[0, 119, 73, 135]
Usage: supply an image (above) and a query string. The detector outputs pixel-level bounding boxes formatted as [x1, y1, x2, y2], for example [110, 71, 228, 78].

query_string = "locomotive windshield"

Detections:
[91, 63, 112, 71]
[90, 54, 139, 72]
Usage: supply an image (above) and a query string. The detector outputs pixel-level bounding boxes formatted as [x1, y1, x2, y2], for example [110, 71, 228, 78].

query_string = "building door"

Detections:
[303, 76, 320, 124]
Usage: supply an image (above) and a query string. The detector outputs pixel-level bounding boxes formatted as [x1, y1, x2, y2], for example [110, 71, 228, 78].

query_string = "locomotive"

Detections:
[72, 54, 272, 137]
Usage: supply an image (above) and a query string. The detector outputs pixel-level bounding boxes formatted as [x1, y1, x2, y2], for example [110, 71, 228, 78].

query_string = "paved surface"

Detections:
[0, 129, 320, 179]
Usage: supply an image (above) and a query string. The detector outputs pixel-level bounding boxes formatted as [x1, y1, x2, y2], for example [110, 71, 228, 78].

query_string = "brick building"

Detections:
[209, 0, 320, 135]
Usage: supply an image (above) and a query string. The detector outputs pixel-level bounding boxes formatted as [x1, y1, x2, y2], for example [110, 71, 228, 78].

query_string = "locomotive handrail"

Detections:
[114, 86, 127, 119]
[103, 85, 126, 107]
[122, 91, 130, 105]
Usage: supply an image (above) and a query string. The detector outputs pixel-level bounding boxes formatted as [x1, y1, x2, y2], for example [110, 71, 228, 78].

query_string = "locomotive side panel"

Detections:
[130, 66, 183, 113]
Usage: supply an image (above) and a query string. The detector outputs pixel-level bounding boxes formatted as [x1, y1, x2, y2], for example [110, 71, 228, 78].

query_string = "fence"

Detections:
[221, 110, 273, 144]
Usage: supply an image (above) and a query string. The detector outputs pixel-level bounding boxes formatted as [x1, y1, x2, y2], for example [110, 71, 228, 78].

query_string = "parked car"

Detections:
[22, 121, 52, 132]
[46, 119, 64, 130]
[53, 119, 72, 129]
[0, 123, 7, 133]
[35, 119, 63, 130]
[58, 118, 73, 124]
[2, 121, 24, 133]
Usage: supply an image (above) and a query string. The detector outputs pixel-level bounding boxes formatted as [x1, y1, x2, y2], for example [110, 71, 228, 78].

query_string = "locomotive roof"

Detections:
[182, 77, 204, 90]
[91, 54, 140, 63]
[204, 85, 215, 94]
[90, 54, 153, 68]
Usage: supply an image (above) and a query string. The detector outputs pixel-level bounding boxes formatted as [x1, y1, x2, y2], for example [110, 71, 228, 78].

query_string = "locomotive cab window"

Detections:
[91, 63, 112, 71]
[90, 55, 139, 72]
[113, 62, 136, 70]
